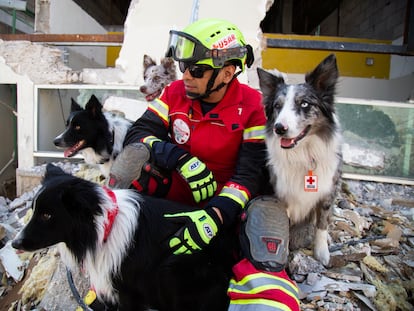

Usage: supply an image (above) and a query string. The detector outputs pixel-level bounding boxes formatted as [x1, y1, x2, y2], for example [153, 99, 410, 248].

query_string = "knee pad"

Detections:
[108, 143, 170, 196]
[240, 196, 289, 272]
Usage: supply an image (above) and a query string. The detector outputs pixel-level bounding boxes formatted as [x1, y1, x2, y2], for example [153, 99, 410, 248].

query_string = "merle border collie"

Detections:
[12, 164, 236, 311]
[139, 54, 177, 102]
[257, 54, 343, 266]
[53, 95, 132, 178]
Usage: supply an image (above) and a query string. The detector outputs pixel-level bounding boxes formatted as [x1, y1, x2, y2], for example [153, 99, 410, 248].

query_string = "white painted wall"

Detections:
[116, 0, 267, 85]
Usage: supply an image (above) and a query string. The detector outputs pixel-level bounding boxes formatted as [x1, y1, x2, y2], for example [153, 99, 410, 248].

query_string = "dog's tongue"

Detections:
[64, 147, 77, 157]
[145, 90, 161, 102]
[280, 137, 295, 149]
[279, 125, 311, 149]
[63, 141, 85, 157]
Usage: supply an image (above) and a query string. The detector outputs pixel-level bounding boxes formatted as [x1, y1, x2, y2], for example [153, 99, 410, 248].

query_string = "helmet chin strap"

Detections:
[186, 69, 242, 100]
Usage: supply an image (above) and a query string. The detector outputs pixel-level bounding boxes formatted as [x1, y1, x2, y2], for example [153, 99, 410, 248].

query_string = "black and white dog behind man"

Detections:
[53, 95, 132, 178]
[12, 164, 236, 311]
[257, 54, 342, 266]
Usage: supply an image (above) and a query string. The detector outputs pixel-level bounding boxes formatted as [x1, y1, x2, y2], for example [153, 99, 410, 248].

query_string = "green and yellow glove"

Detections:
[176, 154, 217, 203]
[164, 208, 221, 255]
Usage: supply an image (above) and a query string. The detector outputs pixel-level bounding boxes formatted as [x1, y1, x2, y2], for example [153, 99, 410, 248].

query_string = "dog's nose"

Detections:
[274, 123, 287, 135]
[11, 238, 22, 249]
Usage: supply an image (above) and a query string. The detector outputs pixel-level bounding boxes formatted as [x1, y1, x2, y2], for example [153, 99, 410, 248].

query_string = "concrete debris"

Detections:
[0, 242, 26, 282]
[0, 40, 80, 84]
[17, 249, 58, 306]
[81, 67, 125, 85]
[0, 163, 413, 310]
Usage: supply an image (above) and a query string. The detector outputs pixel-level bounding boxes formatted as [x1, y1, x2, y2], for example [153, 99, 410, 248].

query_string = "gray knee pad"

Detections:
[240, 196, 289, 272]
[108, 143, 171, 195]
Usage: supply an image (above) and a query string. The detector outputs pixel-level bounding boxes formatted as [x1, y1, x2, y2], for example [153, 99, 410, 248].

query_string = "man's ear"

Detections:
[223, 64, 236, 83]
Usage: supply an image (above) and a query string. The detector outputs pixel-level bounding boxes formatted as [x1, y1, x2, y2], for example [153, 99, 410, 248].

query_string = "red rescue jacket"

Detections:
[124, 78, 267, 223]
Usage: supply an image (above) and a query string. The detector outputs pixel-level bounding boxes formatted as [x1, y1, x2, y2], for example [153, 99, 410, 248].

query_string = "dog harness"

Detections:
[102, 186, 119, 242]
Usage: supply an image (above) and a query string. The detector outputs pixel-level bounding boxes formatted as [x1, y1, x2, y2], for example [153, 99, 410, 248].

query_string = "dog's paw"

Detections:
[313, 229, 330, 266]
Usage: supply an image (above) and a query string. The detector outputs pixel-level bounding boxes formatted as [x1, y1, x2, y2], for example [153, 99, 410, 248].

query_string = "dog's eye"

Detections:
[40, 213, 51, 221]
[153, 76, 160, 82]
[301, 101, 310, 108]
[75, 125, 81, 131]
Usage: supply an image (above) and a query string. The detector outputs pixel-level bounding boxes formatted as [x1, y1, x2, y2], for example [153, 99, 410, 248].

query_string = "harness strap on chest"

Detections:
[102, 186, 119, 242]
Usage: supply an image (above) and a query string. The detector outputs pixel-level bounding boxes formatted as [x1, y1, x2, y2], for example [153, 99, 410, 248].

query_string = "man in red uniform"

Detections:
[110, 18, 267, 250]
[107, 18, 300, 310]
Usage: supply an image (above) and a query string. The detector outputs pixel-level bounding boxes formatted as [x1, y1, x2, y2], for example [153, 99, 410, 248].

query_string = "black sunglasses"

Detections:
[179, 62, 213, 78]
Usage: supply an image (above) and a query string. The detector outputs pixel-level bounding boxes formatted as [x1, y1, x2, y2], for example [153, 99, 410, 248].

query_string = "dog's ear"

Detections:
[143, 54, 156, 69]
[161, 57, 174, 69]
[257, 67, 285, 100]
[305, 54, 338, 95]
[85, 95, 103, 118]
[161, 57, 177, 77]
[70, 98, 83, 112]
[60, 180, 99, 220]
[44, 163, 66, 183]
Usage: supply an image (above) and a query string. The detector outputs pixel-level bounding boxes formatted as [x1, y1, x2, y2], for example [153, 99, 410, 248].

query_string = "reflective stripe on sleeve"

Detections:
[243, 125, 266, 142]
[148, 98, 169, 124]
[218, 185, 249, 208]
[142, 136, 161, 147]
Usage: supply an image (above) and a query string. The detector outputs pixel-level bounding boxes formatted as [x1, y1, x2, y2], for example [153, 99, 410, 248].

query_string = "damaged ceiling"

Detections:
[72, 0, 131, 27]
[72, 0, 338, 33]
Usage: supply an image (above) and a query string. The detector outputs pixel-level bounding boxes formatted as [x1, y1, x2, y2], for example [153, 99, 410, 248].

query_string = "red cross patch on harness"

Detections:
[304, 170, 318, 192]
[262, 237, 282, 254]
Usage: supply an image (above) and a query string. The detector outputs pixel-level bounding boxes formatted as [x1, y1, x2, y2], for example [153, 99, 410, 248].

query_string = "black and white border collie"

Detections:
[53, 95, 132, 178]
[257, 54, 343, 266]
[12, 164, 236, 311]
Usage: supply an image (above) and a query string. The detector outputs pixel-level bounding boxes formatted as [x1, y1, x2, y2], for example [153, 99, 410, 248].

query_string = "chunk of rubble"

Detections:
[0, 242, 26, 282]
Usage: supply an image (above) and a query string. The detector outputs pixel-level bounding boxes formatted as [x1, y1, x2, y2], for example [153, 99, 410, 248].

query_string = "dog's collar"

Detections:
[102, 186, 119, 242]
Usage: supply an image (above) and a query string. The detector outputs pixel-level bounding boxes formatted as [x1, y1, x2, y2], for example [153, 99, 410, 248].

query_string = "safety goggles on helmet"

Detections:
[166, 30, 248, 68]
[179, 62, 213, 78]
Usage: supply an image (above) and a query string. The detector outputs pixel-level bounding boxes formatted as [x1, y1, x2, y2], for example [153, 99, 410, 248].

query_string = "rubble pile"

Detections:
[0, 162, 413, 310]
[290, 180, 414, 311]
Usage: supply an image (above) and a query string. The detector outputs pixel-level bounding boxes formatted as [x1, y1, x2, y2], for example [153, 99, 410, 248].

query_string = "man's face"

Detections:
[181, 63, 236, 102]
[182, 64, 214, 99]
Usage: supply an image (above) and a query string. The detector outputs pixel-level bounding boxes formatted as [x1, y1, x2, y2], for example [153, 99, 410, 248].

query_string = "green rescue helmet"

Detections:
[166, 18, 254, 72]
